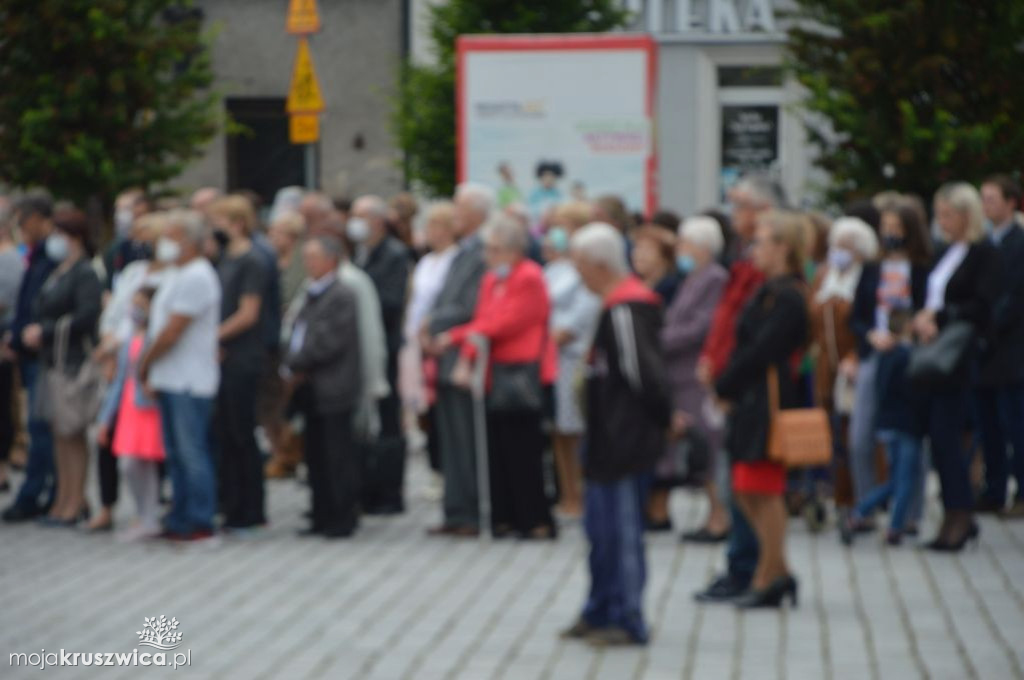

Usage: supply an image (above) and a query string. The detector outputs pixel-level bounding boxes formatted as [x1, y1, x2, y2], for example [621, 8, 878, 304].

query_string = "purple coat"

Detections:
[660, 262, 729, 449]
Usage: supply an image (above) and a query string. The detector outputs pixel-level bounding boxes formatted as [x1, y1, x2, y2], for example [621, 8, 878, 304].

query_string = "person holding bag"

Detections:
[436, 213, 556, 540]
[712, 210, 809, 609]
[20, 209, 102, 527]
[910, 183, 1000, 552]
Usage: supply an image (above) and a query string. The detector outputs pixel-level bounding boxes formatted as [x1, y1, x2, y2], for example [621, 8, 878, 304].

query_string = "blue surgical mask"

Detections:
[827, 248, 854, 271]
[45, 234, 70, 262]
[547, 227, 569, 254]
[492, 263, 511, 280]
[676, 253, 696, 274]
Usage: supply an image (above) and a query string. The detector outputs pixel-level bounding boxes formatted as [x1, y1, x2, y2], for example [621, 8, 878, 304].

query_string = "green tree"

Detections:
[786, 1, 1024, 205]
[0, 0, 219, 215]
[395, 1, 631, 197]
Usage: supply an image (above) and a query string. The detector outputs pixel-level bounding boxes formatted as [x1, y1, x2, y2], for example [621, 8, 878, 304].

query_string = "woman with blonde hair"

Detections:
[913, 182, 1000, 551]
[712, 210, 809, 607]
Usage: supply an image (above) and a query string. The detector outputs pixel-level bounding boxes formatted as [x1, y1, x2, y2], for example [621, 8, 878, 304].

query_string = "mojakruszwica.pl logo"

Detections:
[8, 615, 192, 670]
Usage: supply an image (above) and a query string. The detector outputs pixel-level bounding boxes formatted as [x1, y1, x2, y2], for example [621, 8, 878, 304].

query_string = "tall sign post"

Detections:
[286, 0, 323, 188]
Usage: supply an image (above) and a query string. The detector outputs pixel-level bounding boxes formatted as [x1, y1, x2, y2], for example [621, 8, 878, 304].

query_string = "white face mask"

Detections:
[45, 234, 70, 262]
[828, 247, 854, 271]
[114, 208, 134, 237]
[346, 217, 370, 243]
[155, 237, 181, 264]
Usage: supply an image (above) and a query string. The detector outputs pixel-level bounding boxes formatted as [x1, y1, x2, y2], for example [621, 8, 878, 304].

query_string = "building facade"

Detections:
[175, 0, 406, 205]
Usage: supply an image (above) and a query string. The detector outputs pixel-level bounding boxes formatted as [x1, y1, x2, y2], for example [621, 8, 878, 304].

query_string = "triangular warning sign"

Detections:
[287, 0, 320, 35]
[287, 38, 325, 114]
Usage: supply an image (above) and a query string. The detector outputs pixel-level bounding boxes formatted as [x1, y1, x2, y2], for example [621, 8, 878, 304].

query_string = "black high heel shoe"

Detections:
[925, 521, 979, 553]
[734, 574, 798, 609]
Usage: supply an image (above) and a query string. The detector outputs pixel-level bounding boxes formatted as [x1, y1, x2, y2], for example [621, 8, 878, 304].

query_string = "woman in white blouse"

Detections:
[913, 183, 1000, 552]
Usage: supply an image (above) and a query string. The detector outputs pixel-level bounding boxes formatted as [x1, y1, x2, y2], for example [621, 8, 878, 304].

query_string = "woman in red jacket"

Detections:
[436, 214, 557, 539]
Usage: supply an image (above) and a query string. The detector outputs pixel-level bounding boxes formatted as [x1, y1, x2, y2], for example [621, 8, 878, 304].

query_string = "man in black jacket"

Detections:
[2, 192, 57, 522]
[286, 236, 362, 537]
[349, 195, 412, 514]
[977, 175, 1024, 518]
[560, 223, 670, 647]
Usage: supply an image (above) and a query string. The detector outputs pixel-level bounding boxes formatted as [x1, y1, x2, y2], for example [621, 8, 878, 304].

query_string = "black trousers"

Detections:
[0, 361, 14, 463]
[216, 359, 266, 528]
[305, 409, 358, 535]
[487, 409, 554, 535]
[97, 411, 119, 507]
[361, 348, 406, 511]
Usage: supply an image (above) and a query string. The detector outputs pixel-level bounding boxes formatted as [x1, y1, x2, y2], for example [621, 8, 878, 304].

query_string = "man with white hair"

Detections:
[423, 182, 493, 536]
[349, 194, 412, 514]
[560, 223, 670, 646]
[139, 210, 222, 544]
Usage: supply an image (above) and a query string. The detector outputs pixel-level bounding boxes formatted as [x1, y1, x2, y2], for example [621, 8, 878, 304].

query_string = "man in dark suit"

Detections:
[285, 236, 362, 538]
[349, 195, 412, 514]
[422, 183, 493, 536]
[977, 175, 1024, 518]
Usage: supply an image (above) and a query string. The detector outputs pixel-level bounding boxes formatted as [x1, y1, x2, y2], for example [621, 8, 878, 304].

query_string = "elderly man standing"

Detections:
[561, 223, 670, 646]
[348, 195, 412, 514]
[285, 236, 362, 538]
[140, 210, 222, 543]
[423, 183, 492, 537]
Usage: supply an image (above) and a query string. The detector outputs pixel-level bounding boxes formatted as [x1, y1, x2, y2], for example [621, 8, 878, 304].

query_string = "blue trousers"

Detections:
[976, 384, 1024, 504]
[13, 359, 54, 512]
[854, 430, 923, 531]
[157, 391, 217, 534]
[726, 498, 758, 587]
[581, 473, 650, 642]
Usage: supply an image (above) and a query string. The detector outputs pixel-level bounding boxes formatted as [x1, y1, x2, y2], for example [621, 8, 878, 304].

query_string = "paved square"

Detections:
[2, 455, 1023, 680]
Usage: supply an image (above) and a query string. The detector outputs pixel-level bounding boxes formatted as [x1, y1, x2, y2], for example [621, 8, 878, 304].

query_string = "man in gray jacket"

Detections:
[285, 236, 362, 538]
[422, 183, 493, 537]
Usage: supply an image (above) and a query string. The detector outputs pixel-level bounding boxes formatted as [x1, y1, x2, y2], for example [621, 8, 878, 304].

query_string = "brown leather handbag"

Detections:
[766, 365, 832, 467]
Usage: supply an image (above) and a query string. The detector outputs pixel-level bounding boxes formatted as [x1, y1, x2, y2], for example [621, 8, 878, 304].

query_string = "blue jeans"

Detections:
[581, 473, 650, 642]
[726, 498, 758, 587]
[157, 391, 216, 534]
[848, 353, 880, 505]
[976, 384, 1024, 504]
[13, 359, 54, 512]
[854, 430, 923, 531]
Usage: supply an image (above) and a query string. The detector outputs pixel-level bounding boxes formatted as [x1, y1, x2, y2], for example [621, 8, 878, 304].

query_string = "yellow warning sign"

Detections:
[287, 0, 321, 35]
[289, 114, 319, 144]
[286, 38, 325, 114]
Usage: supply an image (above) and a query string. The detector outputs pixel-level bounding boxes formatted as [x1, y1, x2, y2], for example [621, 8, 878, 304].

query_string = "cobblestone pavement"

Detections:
[2, 454, 1023, 680]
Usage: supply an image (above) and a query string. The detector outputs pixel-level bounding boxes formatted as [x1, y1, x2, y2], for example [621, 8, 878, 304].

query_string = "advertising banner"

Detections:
[457, 34, 658, 220]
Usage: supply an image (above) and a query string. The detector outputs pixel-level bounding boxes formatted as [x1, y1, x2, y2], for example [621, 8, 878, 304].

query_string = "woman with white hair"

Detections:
[435, 213, 556, 539]
[912, 182, 1000, 551]
[658, 216, 730, 541]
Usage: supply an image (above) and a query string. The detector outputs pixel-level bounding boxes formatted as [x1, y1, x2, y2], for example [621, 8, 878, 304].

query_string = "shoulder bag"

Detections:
[45, 316, 104, 437]
[767, 365, 832, 467]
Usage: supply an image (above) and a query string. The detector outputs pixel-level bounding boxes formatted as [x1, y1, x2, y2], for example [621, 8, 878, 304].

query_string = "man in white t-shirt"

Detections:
[140, 209, 222, 543]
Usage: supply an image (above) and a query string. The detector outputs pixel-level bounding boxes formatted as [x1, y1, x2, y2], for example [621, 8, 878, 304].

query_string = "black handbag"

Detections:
[906, 320, 976, 389]
[488, 362, 543, 412]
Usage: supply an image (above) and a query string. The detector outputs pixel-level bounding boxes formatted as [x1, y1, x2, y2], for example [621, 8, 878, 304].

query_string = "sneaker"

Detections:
[116, 523, 161, 543]
[182, 529, 221, 548]
[560, 618, 600, 640]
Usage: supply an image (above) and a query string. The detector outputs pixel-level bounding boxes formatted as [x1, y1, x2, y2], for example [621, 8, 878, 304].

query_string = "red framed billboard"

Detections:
[456, 34, 658, 218]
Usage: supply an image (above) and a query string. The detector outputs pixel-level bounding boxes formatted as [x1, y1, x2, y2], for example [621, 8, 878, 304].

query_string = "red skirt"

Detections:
[732, 460, 786, 495]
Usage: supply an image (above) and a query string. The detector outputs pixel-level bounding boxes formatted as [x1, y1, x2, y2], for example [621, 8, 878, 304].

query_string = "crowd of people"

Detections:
[1, 170, 1023, 646]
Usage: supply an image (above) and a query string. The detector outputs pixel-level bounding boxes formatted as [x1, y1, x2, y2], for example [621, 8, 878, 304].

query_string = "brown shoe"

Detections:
[426, 525, 478, 537]
[585, 627, 644, 647]
[559, 618, 599, 640]
[265, 458, 296, 479]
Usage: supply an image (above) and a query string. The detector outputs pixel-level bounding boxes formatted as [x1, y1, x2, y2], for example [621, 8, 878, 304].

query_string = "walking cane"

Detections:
[468, 334, 491, 540]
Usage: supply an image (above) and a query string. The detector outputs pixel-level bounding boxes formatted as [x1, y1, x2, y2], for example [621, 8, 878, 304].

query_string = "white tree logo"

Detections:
[136, 616, 184, 650]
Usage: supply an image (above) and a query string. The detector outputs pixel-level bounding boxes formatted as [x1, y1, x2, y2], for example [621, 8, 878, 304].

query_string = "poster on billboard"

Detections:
[457, 34, 658, 222]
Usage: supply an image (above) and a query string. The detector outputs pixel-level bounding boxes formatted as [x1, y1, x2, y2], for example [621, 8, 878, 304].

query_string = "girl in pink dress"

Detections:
[96, 288, 164, 541]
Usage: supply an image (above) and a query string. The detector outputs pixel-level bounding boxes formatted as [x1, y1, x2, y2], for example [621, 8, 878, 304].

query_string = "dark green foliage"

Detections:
[0, 0, 219, 212]
[786, 1, 1024, 205]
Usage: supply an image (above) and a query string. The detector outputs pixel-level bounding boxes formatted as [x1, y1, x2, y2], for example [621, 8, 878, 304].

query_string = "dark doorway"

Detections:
[225, 97, 314, 206]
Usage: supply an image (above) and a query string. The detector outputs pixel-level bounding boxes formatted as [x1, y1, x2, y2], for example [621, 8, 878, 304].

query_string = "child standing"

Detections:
[841, 308, 922, 545]
[96, 287, 165, 541]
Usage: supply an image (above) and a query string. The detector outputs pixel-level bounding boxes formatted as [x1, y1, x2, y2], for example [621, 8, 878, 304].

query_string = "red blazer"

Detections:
[449, 259, 556, 384]
[699, 258, 763, 378]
